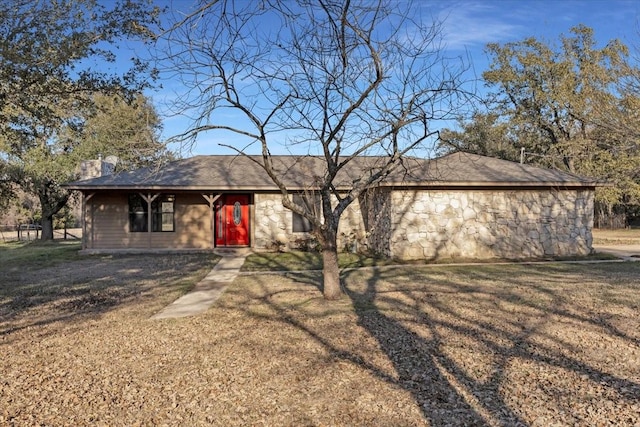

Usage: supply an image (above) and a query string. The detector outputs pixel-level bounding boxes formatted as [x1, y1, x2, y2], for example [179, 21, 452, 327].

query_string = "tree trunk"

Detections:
[322, 244, 342, 300]
[40, 214, 54, 240]
[317, 221, 343, 299]
[38, 183, 69, 241]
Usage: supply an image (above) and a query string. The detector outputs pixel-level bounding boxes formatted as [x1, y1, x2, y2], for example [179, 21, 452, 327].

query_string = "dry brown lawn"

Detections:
[1, 244, 639, 426]
[593, 228, 640, 245]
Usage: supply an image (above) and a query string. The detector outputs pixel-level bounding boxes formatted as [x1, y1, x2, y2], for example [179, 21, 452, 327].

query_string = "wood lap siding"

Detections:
[86, 194, 127, 248]
[159, 194, 211, 249]
[87, 192, 212, 250]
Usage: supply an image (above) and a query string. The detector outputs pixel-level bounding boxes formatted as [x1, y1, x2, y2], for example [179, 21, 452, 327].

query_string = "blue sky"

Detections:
[143, 0, 640, 156]
[435, 0, 639, 66]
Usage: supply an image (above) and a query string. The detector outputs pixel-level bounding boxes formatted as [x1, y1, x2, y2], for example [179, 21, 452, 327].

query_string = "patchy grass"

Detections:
[243, 249, 619, 272]
[242, 250, 394, 271]
[0, 240, 82, 267]
[593, 228, 640, 245]
[0, 248, 218, 335]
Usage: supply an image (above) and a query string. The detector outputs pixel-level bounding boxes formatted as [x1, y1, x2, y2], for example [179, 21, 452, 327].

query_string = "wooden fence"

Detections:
[0, 225, 82, 242]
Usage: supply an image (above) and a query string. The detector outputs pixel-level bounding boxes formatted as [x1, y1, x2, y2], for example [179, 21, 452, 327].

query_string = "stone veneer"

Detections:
[382, 188, 594, 260]
[253, 193, 366, 251]
[254, 188, 595, 260]
[254, 194, 290, 249]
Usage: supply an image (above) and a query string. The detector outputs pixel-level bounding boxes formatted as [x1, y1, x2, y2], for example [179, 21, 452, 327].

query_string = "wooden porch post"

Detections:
[82, 192, 95, 250]
[140, 193, 160, 248]
[202, 194, 222, 249]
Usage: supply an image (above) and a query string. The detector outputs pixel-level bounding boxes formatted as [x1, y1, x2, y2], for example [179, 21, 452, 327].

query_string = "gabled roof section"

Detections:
[66, 152, 600, 191]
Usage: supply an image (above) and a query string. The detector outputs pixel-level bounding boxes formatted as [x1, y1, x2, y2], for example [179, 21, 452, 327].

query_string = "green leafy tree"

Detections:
[65, 93, 171, 171]
[0, 0, 162, 239]
[477, 25, 640, 221]
[160, 0, 470, 299]
[0, 162, 16, 212]
[438, 112, 519, 161]
[4, 92, 168, 240]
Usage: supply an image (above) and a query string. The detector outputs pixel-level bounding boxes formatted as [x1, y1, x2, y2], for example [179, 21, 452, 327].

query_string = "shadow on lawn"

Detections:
[234, 261, 640, 426]
[342, 264, 640, 425]
[0, 253, 217, 340]
[343, 268, 525, 425]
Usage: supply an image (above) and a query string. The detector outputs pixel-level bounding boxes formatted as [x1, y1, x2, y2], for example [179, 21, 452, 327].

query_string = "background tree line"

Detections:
[440, 25, 640, 228]
[0, 0, 169, 239]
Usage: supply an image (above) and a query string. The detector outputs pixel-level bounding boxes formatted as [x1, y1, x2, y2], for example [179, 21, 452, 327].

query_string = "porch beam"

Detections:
[82, 192, 95, 250]
[202, 193, 222, 249]
[202, 193, 221, 206]
[140, 192, 160, 248]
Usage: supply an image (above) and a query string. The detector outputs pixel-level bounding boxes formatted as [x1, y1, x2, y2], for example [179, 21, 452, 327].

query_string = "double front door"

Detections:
[215, 194, 250, 247]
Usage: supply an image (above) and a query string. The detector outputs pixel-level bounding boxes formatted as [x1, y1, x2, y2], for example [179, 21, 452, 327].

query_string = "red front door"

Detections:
[216, 194, 250, 247]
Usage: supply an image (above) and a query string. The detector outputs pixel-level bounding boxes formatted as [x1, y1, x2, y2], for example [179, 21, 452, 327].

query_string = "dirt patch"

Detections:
[1, 254, 640, 425]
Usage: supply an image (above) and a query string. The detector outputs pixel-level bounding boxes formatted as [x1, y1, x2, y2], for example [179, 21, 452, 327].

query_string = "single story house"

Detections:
[66, 152, 599, 260]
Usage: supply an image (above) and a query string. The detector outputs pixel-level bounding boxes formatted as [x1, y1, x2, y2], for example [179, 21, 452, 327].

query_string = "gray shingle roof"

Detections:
[66, 152, 600, 191]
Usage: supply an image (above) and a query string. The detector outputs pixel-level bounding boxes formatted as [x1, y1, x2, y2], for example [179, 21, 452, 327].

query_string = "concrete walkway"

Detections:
[592, 244, 640, 261]
[151, 251, 249, 320]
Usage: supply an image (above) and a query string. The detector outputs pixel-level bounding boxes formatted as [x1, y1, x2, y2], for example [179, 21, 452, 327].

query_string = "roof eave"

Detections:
[383, 181, 602, 188]
[65, 180, 604, 192]
[65, 184, 301, 191]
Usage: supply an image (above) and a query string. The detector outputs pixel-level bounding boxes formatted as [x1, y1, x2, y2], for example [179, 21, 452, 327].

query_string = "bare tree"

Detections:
[160, 0, 470, 299]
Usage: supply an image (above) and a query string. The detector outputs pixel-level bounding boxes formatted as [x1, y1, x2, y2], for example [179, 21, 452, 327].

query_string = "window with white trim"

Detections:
[153, 195, 175, 232]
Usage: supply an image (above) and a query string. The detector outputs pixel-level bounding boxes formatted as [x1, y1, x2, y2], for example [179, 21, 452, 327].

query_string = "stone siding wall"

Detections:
[385, 188, 594, 260]
[253, 193, 366, 251]
[254, 194, 291, 249]
[255, 188, 595, 260]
